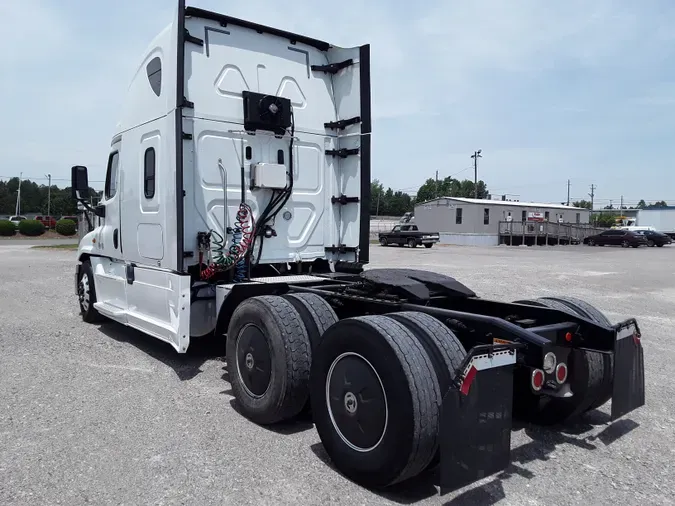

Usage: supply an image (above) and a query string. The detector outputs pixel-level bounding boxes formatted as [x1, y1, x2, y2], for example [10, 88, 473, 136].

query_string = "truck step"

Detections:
[93, 302, 126, 318]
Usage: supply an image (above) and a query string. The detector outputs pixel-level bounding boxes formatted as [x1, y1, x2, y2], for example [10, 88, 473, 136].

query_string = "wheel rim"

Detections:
[648, 240, 654, 247]
[78, 273, 90, 312]
[622, 241, 629, 247]
[408, 239, 415, 247]
[380, 238, 387, 246]
[326, 352, 388, 452]
[236, 323, 272, 398]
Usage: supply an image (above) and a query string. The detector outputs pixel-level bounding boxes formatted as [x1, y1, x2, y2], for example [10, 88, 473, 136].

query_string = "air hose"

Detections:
[200, 203, 254, 281]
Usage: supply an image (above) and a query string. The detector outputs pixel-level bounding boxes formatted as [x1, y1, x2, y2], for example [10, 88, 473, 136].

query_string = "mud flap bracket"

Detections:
[610, 319, 645, 421]
[440, 344, 520, 495]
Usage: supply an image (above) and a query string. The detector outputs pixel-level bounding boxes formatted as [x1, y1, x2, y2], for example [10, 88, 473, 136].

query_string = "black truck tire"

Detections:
[282, 293, 338, 352]
[407, 238, 417, 248]
[387, 311, 466, 469]
[424, 243, 433, 248]
[512, 297, 605, 424]
[226, 295, 311, 425]
[540, 296, 613, 411]
[77, 261, 106, 323]
[310, 315, 441, 488]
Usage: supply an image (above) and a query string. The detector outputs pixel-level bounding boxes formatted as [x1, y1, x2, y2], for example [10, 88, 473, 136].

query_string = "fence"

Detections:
[499, 221, 606, 246]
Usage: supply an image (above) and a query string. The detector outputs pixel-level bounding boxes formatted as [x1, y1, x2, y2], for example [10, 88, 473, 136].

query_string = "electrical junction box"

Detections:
[251, 163, 288, 190]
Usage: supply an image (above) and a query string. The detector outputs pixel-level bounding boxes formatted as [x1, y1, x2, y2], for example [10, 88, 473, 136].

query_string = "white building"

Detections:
[415, 197, 590, 246]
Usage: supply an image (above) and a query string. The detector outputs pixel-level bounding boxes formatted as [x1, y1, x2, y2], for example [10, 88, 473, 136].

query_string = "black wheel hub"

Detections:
[236, 324, 272, 397]
[327, 353, 387, 451]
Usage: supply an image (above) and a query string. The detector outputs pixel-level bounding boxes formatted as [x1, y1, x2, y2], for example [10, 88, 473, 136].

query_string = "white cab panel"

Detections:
[125, 267, 192, 352]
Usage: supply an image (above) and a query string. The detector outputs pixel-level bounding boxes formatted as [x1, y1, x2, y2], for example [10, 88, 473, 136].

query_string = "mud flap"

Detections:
[610, 319, 645, 421]
[439, 346, 518, 495]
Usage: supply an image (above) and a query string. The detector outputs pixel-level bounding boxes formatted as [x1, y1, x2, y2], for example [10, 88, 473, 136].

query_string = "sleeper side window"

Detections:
[146, 57, 162, 97]
[105, 151, 119, 199]
[144, 147, 156, 199]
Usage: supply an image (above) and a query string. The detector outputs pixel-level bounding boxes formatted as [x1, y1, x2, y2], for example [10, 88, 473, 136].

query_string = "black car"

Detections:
[379, 224, 440, 248]
[583, 229, 649, 248]
[636, 230, 673, 247]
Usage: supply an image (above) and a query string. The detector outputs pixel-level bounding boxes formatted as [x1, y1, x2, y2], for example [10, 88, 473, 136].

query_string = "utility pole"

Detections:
[588, 184, 596, 210]
[15, 172, 22, 216]
[566, 179, 571, 206]
[435, 170, 439, 199]
[471, 150, 482, 198]
[45, 174, 52, 224]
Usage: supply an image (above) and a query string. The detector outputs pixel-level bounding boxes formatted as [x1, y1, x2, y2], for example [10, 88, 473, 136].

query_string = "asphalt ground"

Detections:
[1, 242, 673, 505]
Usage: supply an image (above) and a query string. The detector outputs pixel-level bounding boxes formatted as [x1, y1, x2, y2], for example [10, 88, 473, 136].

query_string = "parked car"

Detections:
[8, 215, 27, 226]
[60, 215, 78, 223]
[35, 215, 57, 229]
[379, 224, 440, 248]
[583, 229, 649, 248]
[635, 229, 672, 247]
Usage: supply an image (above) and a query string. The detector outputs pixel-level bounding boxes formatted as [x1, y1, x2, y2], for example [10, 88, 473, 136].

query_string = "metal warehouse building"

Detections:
[414, 197, 591, 246]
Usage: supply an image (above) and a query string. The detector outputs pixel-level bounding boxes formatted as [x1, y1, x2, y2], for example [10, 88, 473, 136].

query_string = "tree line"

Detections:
[572, 199, 670, 228]
[371, 177, 489, 216]
[0, 177, 98, 217]
[572, 199, 669, 211]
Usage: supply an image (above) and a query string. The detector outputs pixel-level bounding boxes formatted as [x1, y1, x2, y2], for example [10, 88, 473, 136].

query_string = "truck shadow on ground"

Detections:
[96, 322, 316, 435]
[97, 322, 225, 381]
[221, 363, 316, 435]
[310, 413, 640, 506]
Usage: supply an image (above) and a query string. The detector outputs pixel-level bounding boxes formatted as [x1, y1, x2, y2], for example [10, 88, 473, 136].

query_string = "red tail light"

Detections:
[555, 363, 568, 384]
[531, 369, 545, 391]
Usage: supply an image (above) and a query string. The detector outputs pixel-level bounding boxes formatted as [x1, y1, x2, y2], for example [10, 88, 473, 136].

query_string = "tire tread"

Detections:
[352, 315, 440, 485]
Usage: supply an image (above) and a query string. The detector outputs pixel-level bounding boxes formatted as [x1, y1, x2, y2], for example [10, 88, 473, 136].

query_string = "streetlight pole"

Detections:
[471, 150, 482, 198]
[45, 173, 52, 226]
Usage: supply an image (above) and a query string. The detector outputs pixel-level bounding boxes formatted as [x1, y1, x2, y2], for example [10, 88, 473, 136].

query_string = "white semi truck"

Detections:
[70, 1, 646, 495]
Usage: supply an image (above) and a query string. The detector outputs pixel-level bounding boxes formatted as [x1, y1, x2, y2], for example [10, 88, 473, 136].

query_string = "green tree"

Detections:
[0, 178, 95, 216]
[572, 200, 592, 210]
[415, 176, 489, 204]
[592, 213, 618, 227]
[636, 200, 647, 209]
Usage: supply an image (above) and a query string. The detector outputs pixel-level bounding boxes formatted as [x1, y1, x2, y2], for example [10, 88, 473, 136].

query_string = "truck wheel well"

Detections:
[215, 283, 290, 338]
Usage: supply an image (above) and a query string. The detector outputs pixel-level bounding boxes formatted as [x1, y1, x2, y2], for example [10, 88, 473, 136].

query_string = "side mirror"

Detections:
[71, 165, 90, 200]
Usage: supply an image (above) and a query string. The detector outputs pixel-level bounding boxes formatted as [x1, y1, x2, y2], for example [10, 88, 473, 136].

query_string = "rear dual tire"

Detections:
[310, 313, 465, 488]
[227, 296, 467, 488]
[226, 296, 312, 425]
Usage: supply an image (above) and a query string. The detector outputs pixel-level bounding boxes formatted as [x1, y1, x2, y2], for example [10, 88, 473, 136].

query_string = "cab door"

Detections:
[99, 146, 122, 257]
[90, 141, 128, 316]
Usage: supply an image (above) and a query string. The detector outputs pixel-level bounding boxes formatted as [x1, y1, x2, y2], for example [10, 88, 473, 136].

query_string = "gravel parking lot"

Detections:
[1, 243, 674, 506]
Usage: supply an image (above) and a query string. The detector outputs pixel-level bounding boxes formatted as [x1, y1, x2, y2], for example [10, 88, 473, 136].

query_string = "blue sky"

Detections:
[2, 0, 674, 209]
